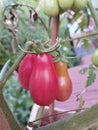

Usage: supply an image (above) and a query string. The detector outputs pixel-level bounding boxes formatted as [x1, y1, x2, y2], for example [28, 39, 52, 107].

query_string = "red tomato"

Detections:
[18, 54, 36, 90]
[54, 61, 72, 101]
[29, 53, 58, 106]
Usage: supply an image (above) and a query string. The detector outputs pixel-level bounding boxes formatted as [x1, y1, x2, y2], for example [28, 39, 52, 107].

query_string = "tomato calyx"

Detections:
[18, 39, 60, 55]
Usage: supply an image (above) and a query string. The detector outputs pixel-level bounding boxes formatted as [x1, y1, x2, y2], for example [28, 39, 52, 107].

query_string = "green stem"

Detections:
[26, 105, 44, 129]
[35, 106, 44, 126]
[0, 89, 21, 130]
[62, 31, 98, 43]
[87, 0, 98, 31]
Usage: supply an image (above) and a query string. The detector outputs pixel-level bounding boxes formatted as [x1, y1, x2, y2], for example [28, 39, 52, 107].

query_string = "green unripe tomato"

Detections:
[58, 0, 74, 11]
[92, 48, 98, 67]
[43, 0, 59, 17]
[72, 0, 87, 11]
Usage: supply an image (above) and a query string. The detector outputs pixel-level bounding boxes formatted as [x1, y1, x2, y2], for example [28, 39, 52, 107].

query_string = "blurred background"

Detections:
[0, 0, 98, 125]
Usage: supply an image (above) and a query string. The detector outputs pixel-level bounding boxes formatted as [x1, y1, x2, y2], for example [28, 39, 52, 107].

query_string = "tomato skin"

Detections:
[54, 61, 72, 101]
[72, 0, 87, 11]
[29, 53, 58, 106]
[58, 0, 73, 11]
[43, 0, 59, 17]
[92, 48, 98, 67]
[18, 54, 36, 90]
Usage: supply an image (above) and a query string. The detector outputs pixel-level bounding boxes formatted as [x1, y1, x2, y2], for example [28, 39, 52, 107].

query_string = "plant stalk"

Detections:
[51, 15, 60, 44]
[0, 41, 33, 130]
[87, 0, 98, 31]
[49, 15, 60, 122]
[62, 31, 98, 43]
[0, 90, 21, 130]
[35, 106, 44, 126]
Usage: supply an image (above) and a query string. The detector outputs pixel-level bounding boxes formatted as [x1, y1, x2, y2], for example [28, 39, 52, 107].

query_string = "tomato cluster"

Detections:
[18, 53, 72, 106]
[42, 0, 87, 17]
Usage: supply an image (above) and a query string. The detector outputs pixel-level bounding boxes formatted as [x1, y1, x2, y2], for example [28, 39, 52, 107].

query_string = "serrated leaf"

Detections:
[89, 64, 96, 71]
[79, 18, 86, 31]
[86, 73, 96, 87]
[80, 67, 88, 74]
[85, 64, 97, 87]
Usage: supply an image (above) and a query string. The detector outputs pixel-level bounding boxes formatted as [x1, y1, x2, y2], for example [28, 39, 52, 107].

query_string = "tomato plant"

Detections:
[29, 53, 58, 106]
[18, 54, 36, 90]
[92, 48, 98, 67]
[42, 0, 59, 17]
[54, 61, 72, 101]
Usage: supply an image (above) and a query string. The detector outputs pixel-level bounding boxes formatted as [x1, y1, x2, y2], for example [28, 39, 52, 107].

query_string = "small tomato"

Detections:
[58, 0, 73, 11]
[92, 48, 98, 67]
[54, 61, 72, 101]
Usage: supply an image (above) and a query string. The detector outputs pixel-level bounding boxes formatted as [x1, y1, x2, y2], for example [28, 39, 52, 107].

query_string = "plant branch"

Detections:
[62, 31, 98, 43]
[49, 15, 60, 122]
[0, 90, 21, 130]
[0, 41, 33, 130]
[87, 0, 98, 31]
[36, 103, 98, 130]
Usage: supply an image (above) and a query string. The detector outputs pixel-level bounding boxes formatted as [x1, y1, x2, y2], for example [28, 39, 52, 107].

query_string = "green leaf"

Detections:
[86, 72, 96, 87]
[79, 18, 86, 31]
[83, 39, 90, 51]
[71, 12, 82, 24]
[80, 67, 88, 74]
[85, 64, 96, 87]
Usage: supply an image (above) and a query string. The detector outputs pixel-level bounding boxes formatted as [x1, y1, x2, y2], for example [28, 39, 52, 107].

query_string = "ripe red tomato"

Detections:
[18, 54, 36, 90]
[29, 53, 58, 106]
[54, 61, 72, 101]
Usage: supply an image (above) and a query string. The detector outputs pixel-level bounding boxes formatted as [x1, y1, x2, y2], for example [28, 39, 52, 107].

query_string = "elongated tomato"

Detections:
[29, 53, 58, 106]
[18, 54, 36, 90]
[54, 61, 72, 101]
